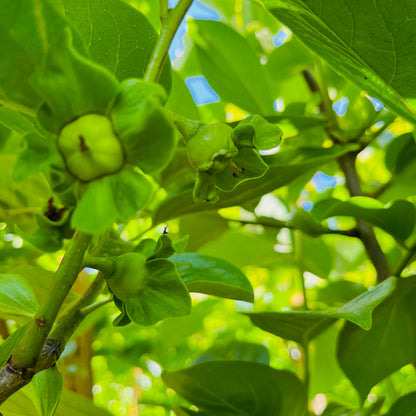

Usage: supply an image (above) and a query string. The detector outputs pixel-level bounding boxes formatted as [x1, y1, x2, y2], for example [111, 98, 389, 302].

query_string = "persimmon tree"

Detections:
[1, 0, 416, 415]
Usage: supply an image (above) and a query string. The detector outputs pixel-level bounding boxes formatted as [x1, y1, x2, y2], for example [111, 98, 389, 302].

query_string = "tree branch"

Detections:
[301, 66, 391, 283]
[227, 217, 359, 238]
[144, 0, 194, 83]
[0, 230, 91, 404]
[338, 152, 391, 281]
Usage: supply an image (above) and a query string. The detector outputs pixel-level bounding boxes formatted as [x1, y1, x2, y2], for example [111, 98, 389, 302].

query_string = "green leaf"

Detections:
[312, 197, 416, 242]
[111, 79, 176, 173]
[265, 37, 315, 82]
[298, 233, 333, 278]
[61, 0, 171, 90]
[194, 341, 269, 365]
[263, 0, 416, 124]
[0, 107, 39, 135]
[13, 134, 62, 181]
[385, 133, 416, 174]
[162, 361, 307, 416]
[173, 408, 200, 416]
[248, 277, 396, 344]
[290, 209, 332, 237]
[321, 402, 376, 416]
[31, 367, 63, 416]
[166, 71, 200, 120]
[337, 275, 416, 402]
[124, 258, 191, 326]
[386, 392, 416, 416]
[0, 274, 38, 319]
[0, 325, 28, 367]
[247, 311, 336, 346]
[0, 0, 85, 113]
[189, 20, 274, 114]
[72, 167, 153, 234]
[154, 144, 358, 223]
[335, 277, 396, 330]
[10, 264, 80, 311]
[0, 154, 51, 228]
[170, 253, 254, 302]
[32, 28, 119, 133]
[316, 280, 367, 307]
[0, 388, 113, 416]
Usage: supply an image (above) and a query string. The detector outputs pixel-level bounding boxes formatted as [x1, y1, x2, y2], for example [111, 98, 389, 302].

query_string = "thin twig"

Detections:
[227, 217, 359, 238]
[144, 0, 194, 83]
[338, 152, 391, 281]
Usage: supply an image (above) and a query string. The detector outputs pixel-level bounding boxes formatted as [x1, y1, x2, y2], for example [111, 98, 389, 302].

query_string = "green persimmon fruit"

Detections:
[107, 252, 147, 301]
[187, 123, 238, 172]
[58, 114, 124, 181]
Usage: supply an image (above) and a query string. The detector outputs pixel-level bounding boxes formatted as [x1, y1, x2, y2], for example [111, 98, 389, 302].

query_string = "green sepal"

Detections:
[72, 167, 153, 234]
[12, 133, 62, 181]
[233, 115, 282, 150]
[46, 168, 77, 205]
[193, 170, 219, 203]
[148, 234, 176, 260]
[123, 258, 191, 326]
[113, 297, 132, 327]
[111, 79, 176, 173]
[15, 204, 73, 252]
[31, 28, 119, 133]
[215, 147, 269, 192]
[134, 238, 158, 257]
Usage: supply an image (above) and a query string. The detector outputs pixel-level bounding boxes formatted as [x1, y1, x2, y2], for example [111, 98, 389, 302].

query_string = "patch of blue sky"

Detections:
[327, 218, 339, 230]
[377, 130, 395, 147]
[311, 171, 338, 193]
[273, 28, 290, 47]
[273, 97, 285, 112]
[332, 97, 349, 116]
[366, 95, 384, 111]
[300, 201, 314, 211]
[168, 1, 220, 61]
[185, 75, 220, 105]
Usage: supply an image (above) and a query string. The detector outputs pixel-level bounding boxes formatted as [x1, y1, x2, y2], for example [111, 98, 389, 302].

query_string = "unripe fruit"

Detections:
[58, 114, 124, 181]
[186, 123, 238, 172]
[107, 252, 147, 301]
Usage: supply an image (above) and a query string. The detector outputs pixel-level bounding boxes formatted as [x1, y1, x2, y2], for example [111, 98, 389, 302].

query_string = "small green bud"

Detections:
[186, 123, 238, 172]
[107, 252, 147, 301]
[58, 114, 124, 181]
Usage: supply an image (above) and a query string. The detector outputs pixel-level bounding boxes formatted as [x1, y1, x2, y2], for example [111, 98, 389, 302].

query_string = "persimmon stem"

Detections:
[159, 0, 169, 22]
[11, 230, 91, 368]
[0, 231, 91, 403]
[144, 0, 194, 83]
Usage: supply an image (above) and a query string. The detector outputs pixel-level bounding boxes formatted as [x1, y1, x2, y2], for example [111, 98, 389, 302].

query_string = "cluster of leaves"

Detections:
[1, 0, 416, 416]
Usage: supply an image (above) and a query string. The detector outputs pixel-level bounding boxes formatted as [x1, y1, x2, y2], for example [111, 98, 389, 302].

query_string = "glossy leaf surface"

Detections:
[338, 276, 416, 402]
[189, 20, 274, 114]
[263, 0, 416, 123]
[61, 0, 171, 89]
[170, 253, 254, 302]
[163, 361, 307, 416]
[0, 274, 38, 319]
[312, 197, 416, 242]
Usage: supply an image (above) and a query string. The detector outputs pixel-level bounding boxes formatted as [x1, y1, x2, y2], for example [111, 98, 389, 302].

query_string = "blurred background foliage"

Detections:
[1, 0, 416, 415]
